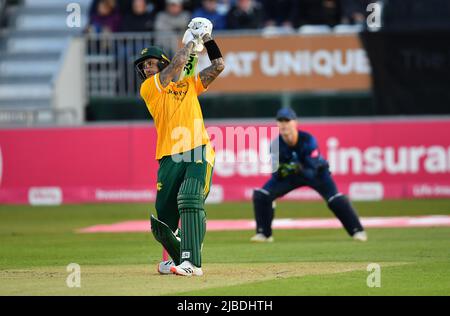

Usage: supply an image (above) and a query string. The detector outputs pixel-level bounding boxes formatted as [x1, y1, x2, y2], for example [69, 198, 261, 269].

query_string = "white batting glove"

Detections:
[182, 29, 204, 53]
[188, 17, 213, 39]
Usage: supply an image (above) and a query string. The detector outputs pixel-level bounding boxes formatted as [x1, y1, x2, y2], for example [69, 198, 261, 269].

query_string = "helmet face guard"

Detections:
[134, 47, 171, 80]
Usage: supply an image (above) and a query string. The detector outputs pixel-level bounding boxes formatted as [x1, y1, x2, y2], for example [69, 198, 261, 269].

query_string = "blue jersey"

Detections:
[271, 130, 329, 180]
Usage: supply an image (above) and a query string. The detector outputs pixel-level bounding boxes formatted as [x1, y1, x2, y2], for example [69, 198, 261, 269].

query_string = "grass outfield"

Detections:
[0, 200, 449, 296]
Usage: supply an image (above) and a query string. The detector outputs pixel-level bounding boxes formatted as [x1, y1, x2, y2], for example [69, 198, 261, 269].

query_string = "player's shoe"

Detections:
[157, 260, 175, 275]
[352, 231, 368, 242]
[170, 260, 203, 277]
[250, 233, 274, 243]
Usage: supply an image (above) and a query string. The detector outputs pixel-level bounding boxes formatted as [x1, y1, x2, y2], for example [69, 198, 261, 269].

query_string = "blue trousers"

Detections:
[253, 170, 364, 237]
[262, 170, 338, 202]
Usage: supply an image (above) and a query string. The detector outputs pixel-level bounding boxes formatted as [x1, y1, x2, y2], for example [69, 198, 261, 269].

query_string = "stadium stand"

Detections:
[0, 0, 91, 124]
[0, 0, 7, 27]
[3, 0, 448, 124]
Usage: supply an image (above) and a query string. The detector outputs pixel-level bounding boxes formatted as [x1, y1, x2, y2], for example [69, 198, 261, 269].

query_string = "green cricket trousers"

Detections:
[154, 145, 213, 267]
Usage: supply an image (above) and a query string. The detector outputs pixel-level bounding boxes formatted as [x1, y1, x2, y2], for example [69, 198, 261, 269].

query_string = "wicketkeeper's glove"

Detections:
[277, 162, 304, 178]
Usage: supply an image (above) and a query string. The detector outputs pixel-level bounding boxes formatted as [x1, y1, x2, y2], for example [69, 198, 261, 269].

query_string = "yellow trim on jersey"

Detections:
[203, 163, 212, 197]
[154, 73, 162, 93]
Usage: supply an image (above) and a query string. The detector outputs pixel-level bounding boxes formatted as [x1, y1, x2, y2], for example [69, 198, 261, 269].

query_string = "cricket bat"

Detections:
[178, 53, 198, 82]
[162, 221, 182, 262]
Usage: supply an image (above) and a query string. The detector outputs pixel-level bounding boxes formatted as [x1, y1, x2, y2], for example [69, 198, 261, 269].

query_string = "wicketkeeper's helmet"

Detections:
[134, 46, 171, 80]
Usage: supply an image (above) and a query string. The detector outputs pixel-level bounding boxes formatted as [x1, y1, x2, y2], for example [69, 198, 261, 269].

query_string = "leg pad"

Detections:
[177, 178, 206, 267]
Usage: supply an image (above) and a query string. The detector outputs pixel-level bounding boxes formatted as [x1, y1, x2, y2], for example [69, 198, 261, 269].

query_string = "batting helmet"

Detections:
[134, 46, 171, 80]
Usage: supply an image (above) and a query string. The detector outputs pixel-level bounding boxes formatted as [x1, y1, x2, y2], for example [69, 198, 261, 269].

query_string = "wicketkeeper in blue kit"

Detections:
[251, 107, 368, 242]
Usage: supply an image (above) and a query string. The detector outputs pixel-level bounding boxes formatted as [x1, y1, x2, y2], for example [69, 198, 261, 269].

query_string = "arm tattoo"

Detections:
[199, 35, 225, 88]
[202, 34, 213, 43]
[159, 42, 194, 88]
[199, 58, 225, 88]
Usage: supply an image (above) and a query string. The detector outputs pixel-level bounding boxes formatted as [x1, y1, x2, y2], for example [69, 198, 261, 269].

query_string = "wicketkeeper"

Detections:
[251, 107, 368, 242]
[134, 17, 225, 276]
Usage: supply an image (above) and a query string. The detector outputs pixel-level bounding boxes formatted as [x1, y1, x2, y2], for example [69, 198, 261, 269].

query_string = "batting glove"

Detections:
[188, 17, 213, 39]
[182, 29, 204, 53]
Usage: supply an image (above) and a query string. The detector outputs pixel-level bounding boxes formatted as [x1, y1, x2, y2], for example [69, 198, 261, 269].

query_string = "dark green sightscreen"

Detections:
[86, 92, 375, 122]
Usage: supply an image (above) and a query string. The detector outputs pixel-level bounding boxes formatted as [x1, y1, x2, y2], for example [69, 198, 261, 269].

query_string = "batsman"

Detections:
[134, 18, 225, 276]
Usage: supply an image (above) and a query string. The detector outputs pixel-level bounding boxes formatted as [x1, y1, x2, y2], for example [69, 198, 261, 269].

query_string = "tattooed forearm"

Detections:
[202, 34, 213, 43]
[159, 41, 194, 87]
[199, 58, 225, 88]
[200, 34, 225, 87]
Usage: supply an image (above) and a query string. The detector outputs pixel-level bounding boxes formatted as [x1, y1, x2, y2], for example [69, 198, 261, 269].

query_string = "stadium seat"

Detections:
[333, 24, 364, 34]
[298, 25, 332, 35]
[0, 59, 58, 77]
[6, 37, 69, 53]
[262, 26, 296, 37]
[16, 15, 88, 31]
[23, 0, 92, 9]
[0, 84, 52, 101]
